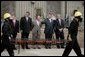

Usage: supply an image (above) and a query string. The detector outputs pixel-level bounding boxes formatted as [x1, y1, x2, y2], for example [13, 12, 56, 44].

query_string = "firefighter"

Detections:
[1, 13, 14, 56]
[62, 11, 84, 56]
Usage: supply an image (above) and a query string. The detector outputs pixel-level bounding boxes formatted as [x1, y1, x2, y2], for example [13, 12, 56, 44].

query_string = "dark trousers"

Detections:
[45, 33, 52, 48]
[1, 36, 14, 56]
[55, 31, 64, 48]
[12, 33, 17, 49]
[21, 32, 29, 49]
[62, 34, 83, 56]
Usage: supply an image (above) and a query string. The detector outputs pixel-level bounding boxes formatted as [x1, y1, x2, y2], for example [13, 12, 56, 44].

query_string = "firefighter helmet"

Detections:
[4, 13, 11, 19]
[74, 11, 82, 17]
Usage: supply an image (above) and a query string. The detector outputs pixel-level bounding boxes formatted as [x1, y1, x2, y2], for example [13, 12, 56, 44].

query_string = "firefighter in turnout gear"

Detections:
[62, 11, 84, 56]
[1, 13, 14, 56]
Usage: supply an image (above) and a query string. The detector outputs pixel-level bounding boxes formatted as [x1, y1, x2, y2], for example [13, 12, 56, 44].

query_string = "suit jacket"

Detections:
[54, 19, 64, 33]
[9, 20, 19, 34]
[32, 20, 41, 33]
[20, 16, 32, 33]
[41, 18, 54, 34]
[32, 20, 41, 40]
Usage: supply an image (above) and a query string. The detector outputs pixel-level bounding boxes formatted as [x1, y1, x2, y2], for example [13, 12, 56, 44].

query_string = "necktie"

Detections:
[13, 20, 16, 27]
[59, 19, 61, 26]
[49, 19, 52, 23]
[26, 17, 28, 21]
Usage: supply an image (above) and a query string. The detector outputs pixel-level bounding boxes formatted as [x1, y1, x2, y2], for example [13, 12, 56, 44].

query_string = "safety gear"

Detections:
[74, 11, 82, 17]
[4, 13, 11, 19]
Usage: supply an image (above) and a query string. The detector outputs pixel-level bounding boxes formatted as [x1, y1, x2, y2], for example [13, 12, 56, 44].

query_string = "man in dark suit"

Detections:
[41, 13, 54, 49]
[9, 15, 19, 50]
[20, 12, 32, 49]
[54, 14, 65, 48]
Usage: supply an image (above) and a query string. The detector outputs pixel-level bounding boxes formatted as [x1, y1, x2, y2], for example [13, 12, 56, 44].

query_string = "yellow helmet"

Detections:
[4, 13, 11, 19]
[74, 11, 82, 17]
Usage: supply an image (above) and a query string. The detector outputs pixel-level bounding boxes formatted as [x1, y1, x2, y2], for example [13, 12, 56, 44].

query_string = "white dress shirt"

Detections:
[49, 18, 52, 23]
[13, 19, 16, 26]
[58, 19, 61, 25]
[26, 17, 28, 21]
[36, 20, 40, 26]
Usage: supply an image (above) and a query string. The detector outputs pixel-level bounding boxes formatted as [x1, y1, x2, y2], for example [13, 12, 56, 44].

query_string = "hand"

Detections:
[59, 29, 62, 32]
[9, 37, 11, 40]
[11, 35, 13, 38]
[67, 35, 72, 42]
[17, 33, 20, 35]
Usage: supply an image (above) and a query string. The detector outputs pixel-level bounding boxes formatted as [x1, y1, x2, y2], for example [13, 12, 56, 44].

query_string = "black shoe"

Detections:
[61, 46, 64, 48]
[33, 47, 36, 49]
[37, 47, 41, 49]
[45, 47, 48, 49]
[13, 48, 17, 50]
[22, 47, 25, 49]
[80, 54, 84, 56]
[60, 44, 64, 48]
[57, 45, 60, 48]
[26, 47, 30, 49]
[10, 52, 14, 56]
[61, 45, 65, 48]
[49, 47, 51, 49]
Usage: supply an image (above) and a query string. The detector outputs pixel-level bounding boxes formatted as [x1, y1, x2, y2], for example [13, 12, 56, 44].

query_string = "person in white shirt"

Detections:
[32, 15, 42, 49]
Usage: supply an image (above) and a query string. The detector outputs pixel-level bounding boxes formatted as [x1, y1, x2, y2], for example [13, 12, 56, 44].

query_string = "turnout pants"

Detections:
[62, 34, 83, 56]
[1, 35, 14, 56]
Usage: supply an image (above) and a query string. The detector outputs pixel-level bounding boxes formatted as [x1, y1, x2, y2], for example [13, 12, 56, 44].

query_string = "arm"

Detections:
[30, 18, 34, 31]
[41, 19, 46, 24]
[40, 19, 46, 28]
[54, 20, 60, 30]
[62, 20, 65, 29]
[17, 21, 19, 33]
[60, 20, 65, 31]
[53, 20, 56, 30]
[20, 17, 23, 30]
[68, 21, 75, 34]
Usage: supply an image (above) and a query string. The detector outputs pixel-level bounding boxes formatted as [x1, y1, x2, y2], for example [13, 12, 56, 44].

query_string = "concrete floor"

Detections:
[1, 28, 84, 56]
[1, 48, 84, 56]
